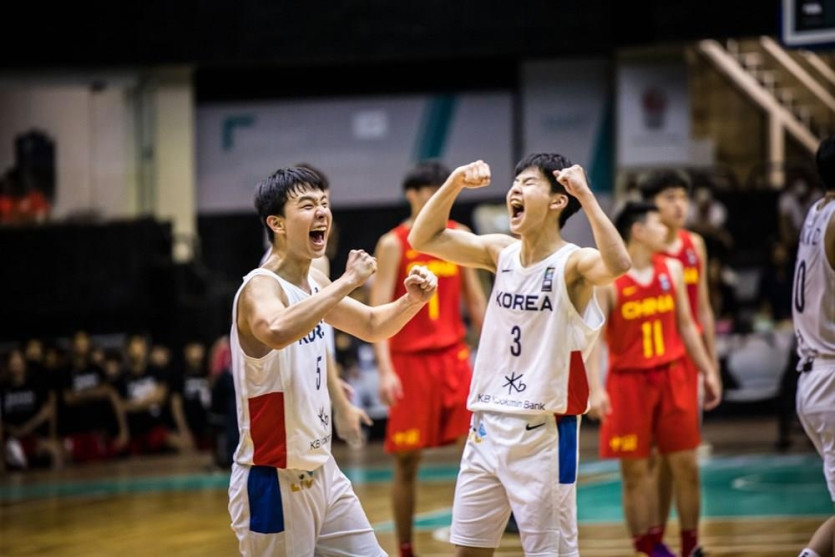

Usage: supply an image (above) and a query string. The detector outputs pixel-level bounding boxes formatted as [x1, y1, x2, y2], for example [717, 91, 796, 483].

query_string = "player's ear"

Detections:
[550, 193, 567, 211]
[267, 215, 285, 235]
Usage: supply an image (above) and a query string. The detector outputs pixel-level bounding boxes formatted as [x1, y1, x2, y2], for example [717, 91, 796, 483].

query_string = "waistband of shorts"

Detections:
[799, 355, 835, 372]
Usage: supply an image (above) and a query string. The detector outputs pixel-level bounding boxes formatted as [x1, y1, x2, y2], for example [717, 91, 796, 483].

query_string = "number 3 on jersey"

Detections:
[510, 325, 522, 356]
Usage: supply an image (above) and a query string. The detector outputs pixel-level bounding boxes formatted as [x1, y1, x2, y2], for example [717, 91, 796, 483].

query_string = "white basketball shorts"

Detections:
[228, 454, 386, 556]
[797, 360, 835, 502]
[450, 411, 581, 556]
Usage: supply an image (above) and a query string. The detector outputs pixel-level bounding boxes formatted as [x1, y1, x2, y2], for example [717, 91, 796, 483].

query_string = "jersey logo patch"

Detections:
[542, 267, 555, 292]
[503, 371, 527, 394]
[686, 249, 697, 265]
[659, 273, 670, 291]
[318, 407, 330, 429]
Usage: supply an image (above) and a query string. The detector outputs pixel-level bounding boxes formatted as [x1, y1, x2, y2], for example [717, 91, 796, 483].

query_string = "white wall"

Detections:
[153, 68, 196, 261]
[0, 70, 197, 260]
[0, 80, 139, 219]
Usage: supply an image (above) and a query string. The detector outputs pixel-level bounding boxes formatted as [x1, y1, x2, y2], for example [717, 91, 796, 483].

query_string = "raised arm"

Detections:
[670, 258, 722, 410]
[561, 165, 631, 287]
[409, 160, 514, 273]
[325, 265, 438, 343]
[240, 249, 376, 351]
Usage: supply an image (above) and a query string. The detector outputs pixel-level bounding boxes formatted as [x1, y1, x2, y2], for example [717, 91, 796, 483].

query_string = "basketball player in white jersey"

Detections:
[410, 154, 631, 556]
[795, 136, 835, 557]
[228, 166, 438, 557]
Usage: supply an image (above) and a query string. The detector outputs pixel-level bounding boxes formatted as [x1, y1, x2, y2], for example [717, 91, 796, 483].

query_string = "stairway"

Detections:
[698, 37, 835, 155]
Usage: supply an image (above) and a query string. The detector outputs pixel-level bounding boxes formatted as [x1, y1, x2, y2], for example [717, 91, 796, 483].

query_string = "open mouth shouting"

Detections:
[309, 227, 327, 249]
[509, 199, 525, 226]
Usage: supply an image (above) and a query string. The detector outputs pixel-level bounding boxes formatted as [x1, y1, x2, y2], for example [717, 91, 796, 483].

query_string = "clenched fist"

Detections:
[554, 164, 592, 199]
[343, 249, 377, 287]
[403, 265, 438, 304]
[450, 160, 491, 190]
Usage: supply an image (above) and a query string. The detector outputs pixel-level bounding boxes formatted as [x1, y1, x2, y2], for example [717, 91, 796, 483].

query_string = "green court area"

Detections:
[1, 453, 830, 529]
[368, 454, 832, 531]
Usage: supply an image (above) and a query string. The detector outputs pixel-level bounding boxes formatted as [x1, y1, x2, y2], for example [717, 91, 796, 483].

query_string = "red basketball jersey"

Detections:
[664, 229, 702, 330]
[606, 256, 686, 371]
[387, 222, 466, 353]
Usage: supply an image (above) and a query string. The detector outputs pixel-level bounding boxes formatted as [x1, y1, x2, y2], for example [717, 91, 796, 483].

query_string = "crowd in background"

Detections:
[0, 165, 824, 472]
[0, 331, 237, 471]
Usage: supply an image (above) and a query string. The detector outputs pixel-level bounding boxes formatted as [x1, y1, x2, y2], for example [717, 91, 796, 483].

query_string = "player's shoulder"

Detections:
[566, 245, 600, 265]
[309, 266, 331, 287]
[683, 228, 705, 246]
[662, 255, 684, 273]
[375, 228, 404, 255]
[240, 271, 285, 305]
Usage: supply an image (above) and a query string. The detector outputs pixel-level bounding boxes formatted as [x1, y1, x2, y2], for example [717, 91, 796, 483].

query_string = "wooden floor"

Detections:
[0, 416, 830, 556]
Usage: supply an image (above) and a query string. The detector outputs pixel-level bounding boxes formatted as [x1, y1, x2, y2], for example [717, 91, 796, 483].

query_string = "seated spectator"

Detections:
[102, 348, 124, 386]
[169, 340, 213, 452]
[22, 338, 45, 371]
[57, 331, 129, 462]
[116, 334, 189, 455]
[1, 348, 62, 470]
[207, 335, 236, 468]
[149, 344, 172, 369]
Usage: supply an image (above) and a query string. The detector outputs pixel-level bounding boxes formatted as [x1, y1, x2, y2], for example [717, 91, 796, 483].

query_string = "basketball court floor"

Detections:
[0, 416, 829, 556]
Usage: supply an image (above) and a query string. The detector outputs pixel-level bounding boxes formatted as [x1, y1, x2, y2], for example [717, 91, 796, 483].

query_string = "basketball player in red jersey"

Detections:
[371, 161, 487, 557]
[588, 201, 721, 557]
[639, 170, 721, 554]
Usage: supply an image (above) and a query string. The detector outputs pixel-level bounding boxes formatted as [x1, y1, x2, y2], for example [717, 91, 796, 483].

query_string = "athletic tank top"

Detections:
[468, 242, 604, 415]
[230, 269, 332, 471]
[606, 256, 686, 372]
[388, 221, 466, 352]
[793, 197, 835, 364]
[664, 229, 702, 331]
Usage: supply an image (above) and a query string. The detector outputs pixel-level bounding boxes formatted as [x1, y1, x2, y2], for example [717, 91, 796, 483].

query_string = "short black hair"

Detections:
[614, 201, 659, 242]
[816, 135, 835, 191]
[514, 152, 580, 229]
[403, 160, 450, 191]
[638, 169, 691, 200]
[295, 163, 330, 190]
[255, 167, 328, 242]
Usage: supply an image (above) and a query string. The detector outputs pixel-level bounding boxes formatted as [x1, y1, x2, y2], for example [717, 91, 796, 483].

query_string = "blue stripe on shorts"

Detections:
[247, 465, 285, 534]
[557, 416, 578, 484]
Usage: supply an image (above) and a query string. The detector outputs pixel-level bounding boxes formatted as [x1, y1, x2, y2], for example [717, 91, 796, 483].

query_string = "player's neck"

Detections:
[627, 243, 654, 270]
[519, 227, 565, 267]
[264, 249, 312, 290]
[663, 227, 682, 252]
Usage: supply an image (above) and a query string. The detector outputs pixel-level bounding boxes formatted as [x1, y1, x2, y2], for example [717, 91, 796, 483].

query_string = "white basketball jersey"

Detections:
[231, 269, 332, 471]
[469, 242, 604, 415]
[793, 197, 835, 363]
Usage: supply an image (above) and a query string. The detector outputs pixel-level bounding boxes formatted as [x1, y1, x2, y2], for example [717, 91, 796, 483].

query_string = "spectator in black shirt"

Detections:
[169, 340, 213, 452]
[116, 334, 190, 455]
[58, 331, 129, 461]
[1, 348, 62, 469]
